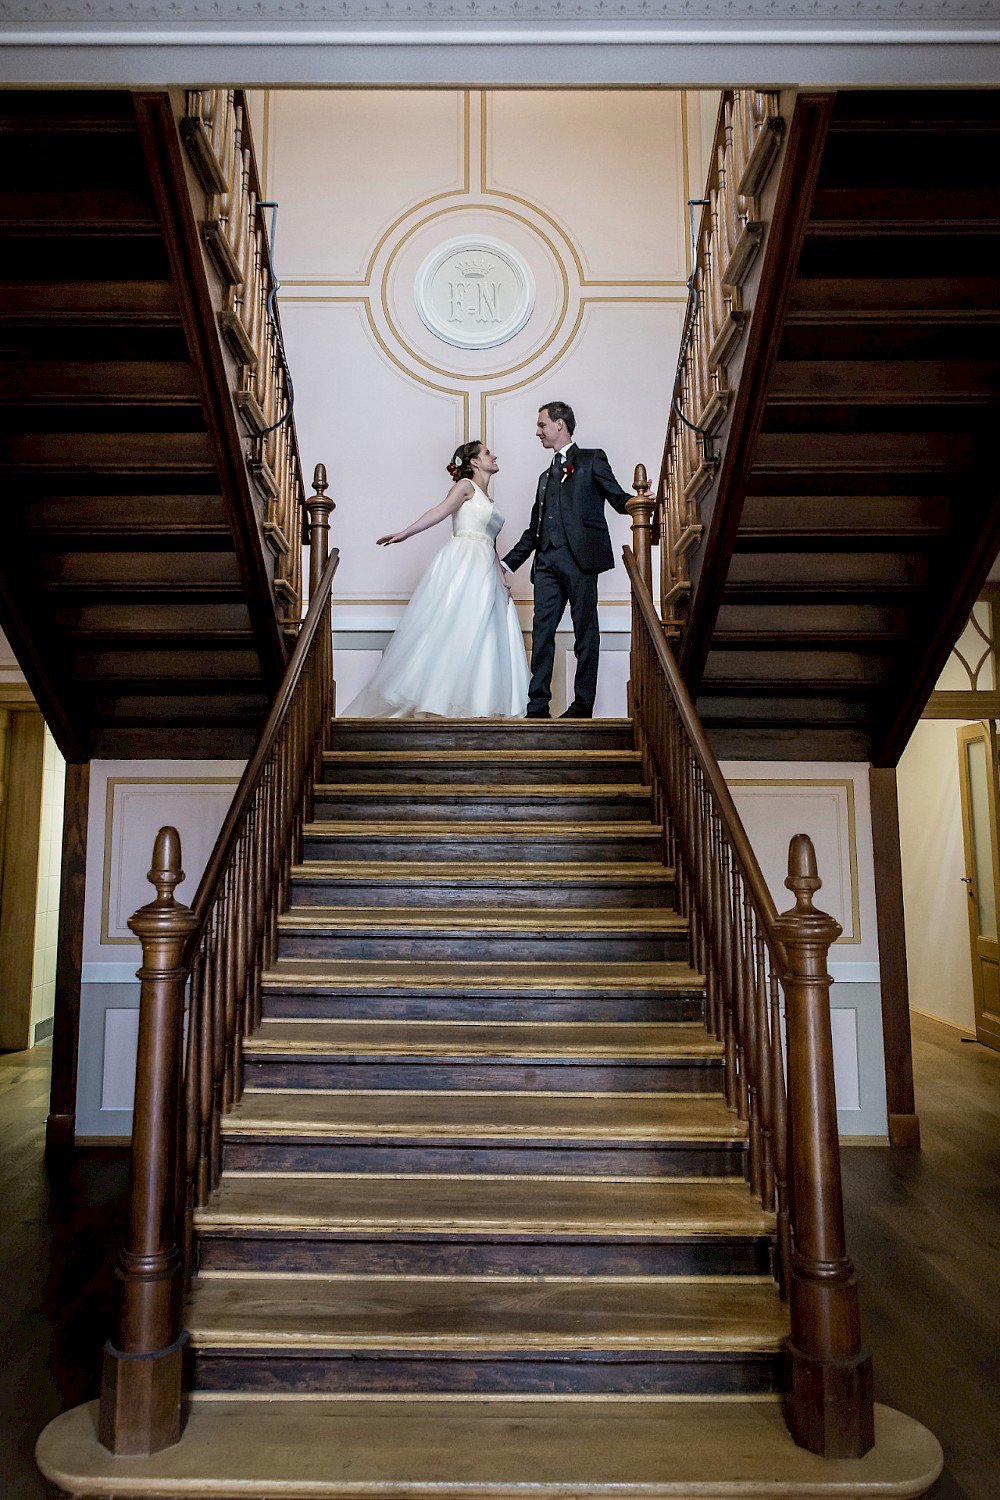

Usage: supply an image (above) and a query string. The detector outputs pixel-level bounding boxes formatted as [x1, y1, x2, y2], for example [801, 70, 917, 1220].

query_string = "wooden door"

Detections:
[957, 722, 1000, 1051]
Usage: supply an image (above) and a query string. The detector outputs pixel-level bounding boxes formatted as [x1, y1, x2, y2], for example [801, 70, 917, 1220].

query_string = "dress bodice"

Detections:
[452, 484, 504, 543]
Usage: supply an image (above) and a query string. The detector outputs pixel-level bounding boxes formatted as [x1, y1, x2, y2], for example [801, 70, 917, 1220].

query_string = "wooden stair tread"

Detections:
[36, 1394, 944, 1499]
[315, 784, 652, 797]
[246, 1019, 719, 1059]
[185, 1274, 787, 1351]
[323, 750, 642, 763]
[262, 959, 704, 991]
[276, 908, 687, 934]
[291, 861, 673, 884]
[195, 1174, 770, 1237]
[224, 1089, 737, 1140]
[303, 821, 660, 836]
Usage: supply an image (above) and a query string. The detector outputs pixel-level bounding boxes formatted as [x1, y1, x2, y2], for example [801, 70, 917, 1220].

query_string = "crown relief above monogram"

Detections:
[1, 0, 996, 18]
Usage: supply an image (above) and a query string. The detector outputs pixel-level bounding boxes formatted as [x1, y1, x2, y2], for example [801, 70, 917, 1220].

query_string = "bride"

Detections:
[342, 440, 530, 719]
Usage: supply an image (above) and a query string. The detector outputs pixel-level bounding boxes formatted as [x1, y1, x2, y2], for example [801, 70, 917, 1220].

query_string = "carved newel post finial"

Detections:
[307, 461, 335, 597]
[99, 827, 198, 1457]
[626, 463, 655, 590]
[773, 833, 874, 1460]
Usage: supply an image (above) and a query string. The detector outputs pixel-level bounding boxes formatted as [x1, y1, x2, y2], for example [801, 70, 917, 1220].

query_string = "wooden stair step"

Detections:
[195, 1173, 769, 1239]
[277, 908, 687, 935]
[245, 1019, 716, 1060]
[301, 821, 663, 863]
[262, 959, 703, 993]
[330, 718, 633, 752]
[312, 786, 653, 823]
[290, 860, 674, 908]
[275, 913, 690, 965]
[0, 279, 178, 322]
[185, 1273, 786, 1353]
[320, 750, 642, 785]
[35, 1393, 945, 1500]
[224, 1086, 735, 1139]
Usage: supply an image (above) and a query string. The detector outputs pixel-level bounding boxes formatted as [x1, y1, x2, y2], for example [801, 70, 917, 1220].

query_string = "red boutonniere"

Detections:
[562, 463, 575, 481]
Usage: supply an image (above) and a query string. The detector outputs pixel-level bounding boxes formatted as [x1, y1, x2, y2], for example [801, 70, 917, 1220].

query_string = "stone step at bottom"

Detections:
[37, 1394, 945, 1500]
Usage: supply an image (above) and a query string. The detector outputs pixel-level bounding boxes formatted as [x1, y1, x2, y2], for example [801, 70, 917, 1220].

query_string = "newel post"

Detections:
[99, 827, 197, 1456]
[307, 461, 335, 598]
[773, 834, 874, 1459]
[626, 464, 655, 591]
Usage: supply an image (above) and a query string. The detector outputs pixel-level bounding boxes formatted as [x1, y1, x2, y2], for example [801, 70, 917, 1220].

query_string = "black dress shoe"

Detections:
[526, 709, 551, 719]
[560, 706, 593, 719]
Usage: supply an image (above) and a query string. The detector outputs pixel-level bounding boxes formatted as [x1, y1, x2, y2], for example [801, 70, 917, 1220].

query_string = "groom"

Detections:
[501, 401, 631, 718]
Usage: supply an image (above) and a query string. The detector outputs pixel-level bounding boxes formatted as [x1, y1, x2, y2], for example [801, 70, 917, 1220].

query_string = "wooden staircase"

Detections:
[187, 717, 788, 1399]
[36, 686, 944, 1493]
[674, 89, 1000, 765]
[0, 89, 290, 759]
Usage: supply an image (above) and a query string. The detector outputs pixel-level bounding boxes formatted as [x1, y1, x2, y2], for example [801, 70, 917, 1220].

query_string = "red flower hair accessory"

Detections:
[447, 462, 459, 477]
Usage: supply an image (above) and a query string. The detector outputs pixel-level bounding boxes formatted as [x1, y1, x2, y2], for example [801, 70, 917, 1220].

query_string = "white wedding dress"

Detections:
[343, 484, 529, 719]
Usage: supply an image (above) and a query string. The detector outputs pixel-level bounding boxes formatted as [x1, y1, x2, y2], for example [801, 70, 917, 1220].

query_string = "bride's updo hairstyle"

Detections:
[446, 440, 482, 481]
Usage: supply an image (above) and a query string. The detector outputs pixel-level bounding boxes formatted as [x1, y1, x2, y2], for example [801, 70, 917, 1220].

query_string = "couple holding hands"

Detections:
[344, 401, 631, 721]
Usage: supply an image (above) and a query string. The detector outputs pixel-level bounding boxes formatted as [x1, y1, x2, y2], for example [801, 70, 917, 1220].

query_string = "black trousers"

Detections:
[528, 545, 600, 715]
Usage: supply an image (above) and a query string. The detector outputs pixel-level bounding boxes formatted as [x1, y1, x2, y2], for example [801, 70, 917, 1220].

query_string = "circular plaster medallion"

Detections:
[415, 235, 536, 350]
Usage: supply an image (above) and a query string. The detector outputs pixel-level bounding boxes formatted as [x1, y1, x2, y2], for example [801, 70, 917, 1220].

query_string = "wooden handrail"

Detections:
[624, 540, 873, 1459]
[188, 543, 339, 946]
[623, 546, 786, 970]
[99, 466, 338, 1457]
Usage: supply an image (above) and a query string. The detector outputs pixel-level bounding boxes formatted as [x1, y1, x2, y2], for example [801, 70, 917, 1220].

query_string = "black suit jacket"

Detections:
[501, 444, 631, 578]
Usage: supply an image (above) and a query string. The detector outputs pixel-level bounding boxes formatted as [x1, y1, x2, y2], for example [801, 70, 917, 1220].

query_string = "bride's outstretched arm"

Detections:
[376, 481, 470, 546]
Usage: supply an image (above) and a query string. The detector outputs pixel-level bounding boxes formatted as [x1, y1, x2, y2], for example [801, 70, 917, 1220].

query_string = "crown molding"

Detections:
[2, 4, 1000, 85]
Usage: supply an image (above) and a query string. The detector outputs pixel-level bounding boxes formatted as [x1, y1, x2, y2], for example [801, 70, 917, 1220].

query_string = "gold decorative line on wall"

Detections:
[726, 777, 863, 947]
[100, 777, 241, 946]
[280, 90, 471, 290]
[378, 201, 573, 383]
[481, 91, 688, 290]
[484, 293, 682, 400]
[363, 302, 472, 425]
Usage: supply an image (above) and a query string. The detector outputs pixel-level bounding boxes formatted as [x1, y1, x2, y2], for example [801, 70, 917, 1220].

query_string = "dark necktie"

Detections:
[552, 453, 564, 482]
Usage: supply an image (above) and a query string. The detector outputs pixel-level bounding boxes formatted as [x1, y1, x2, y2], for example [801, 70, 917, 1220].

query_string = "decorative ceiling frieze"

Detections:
[2, 0, 1000, 20]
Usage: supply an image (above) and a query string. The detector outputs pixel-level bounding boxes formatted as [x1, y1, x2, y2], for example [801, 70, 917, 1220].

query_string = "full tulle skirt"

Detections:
[342, 536, 529, 719]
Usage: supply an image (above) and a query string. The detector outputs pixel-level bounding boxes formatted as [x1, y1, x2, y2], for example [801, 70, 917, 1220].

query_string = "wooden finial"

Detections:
[784, 832, 823, 910]
[633, 463, 650, 495]
[147, 827, 185, 907]
[312, 462, 329, 496]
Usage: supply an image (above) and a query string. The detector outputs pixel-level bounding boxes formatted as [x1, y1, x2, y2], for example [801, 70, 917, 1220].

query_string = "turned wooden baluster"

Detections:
[774, 833, 874, 1459]
[99, 827, 197, 1456]
[626, 464, 655, 591]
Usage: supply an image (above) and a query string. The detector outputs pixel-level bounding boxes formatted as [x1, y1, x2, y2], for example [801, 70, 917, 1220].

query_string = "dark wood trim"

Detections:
[680, 91, 837, 689]
[875, 517, 1000, 767]
[922, 692, 1000, 720]
[46, 760, 90, 1152]
[0, 567, 89, 764]
[868, 766, 920, 1150]
[130, 90, 285, 695]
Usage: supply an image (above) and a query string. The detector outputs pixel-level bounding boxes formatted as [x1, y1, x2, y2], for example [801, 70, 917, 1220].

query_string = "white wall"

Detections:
[897, 719, 977, 1033]
[720, 760, 888, 1138]
[249, 87, 717, 714]
[29, 727, 66, 1045]
[75, 761, 243, 1139]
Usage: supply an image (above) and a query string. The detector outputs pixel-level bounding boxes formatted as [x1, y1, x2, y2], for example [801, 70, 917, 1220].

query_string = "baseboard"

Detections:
[909, 1005, 976, 1038]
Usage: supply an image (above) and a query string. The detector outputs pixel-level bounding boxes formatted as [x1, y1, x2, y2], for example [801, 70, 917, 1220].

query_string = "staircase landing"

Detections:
[37, 1393, 943, 1499]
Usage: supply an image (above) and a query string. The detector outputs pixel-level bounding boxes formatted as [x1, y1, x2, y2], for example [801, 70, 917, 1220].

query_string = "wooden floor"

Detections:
[2, 1013, 997, 1499]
